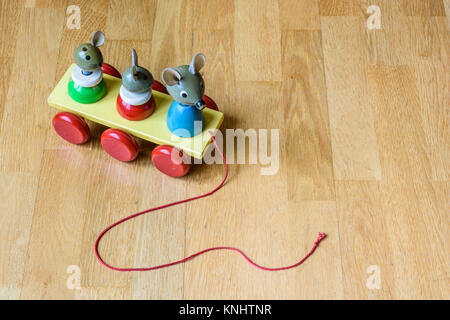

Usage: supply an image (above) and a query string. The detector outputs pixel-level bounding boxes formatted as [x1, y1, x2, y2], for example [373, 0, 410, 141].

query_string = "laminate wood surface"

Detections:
[0, 0, 448, 299]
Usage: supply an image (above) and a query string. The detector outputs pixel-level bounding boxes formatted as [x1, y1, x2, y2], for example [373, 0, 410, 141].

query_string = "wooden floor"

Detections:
[0, 0, 448, 300]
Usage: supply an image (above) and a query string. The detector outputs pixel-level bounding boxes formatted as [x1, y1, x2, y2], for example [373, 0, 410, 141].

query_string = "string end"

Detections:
[315, 232, 327, 245]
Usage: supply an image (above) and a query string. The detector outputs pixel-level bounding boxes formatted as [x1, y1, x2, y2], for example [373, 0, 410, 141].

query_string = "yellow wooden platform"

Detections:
[47, 64, 224, 159]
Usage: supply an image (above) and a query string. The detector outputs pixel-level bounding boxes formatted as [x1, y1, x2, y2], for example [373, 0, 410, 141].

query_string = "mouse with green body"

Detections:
[74, 31, 104, 74]
[162, 53, 206, 137]
[68, 31, 106, 103]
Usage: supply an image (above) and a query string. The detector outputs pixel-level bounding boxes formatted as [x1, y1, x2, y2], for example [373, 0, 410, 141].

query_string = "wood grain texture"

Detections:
[368, 66, 433, 182]
[149, 0, 193, 78]
[0, 8, 64, 173]
[281, 31, 334, 200]
[23, 0, 66, 8]
[401, 0, 446, 16]
[446, 0, 450, 26]
[0, 0, 21, 58]
[0, 58, 12, 126]
[367, 66, 449, 298]
[21, 150, 95, 299]
[106, 0, 155, 40]
[0, 0, 448, 300]
[234, 0, 282, 81]
[0, 173, 38, 299]
[336, 181, 395, 299]
[411, 18, 449, 180]
[321, 17, 381, 180]
[319, 0, 360, 16]
[279, 0, 321, 30]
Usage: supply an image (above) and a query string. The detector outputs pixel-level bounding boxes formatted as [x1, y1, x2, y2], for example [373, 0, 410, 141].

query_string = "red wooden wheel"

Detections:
[102, 63, 121, 78]
[151, 145, 191, 177]
[101, 129, 139, 162]
[151, 80, 168, 94]
[52, 112, 90, 144]
[203, 94, 219, 111]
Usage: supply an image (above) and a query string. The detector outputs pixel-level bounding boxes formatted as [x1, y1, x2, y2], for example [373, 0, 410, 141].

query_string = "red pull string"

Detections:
[94, 132, 327, 272]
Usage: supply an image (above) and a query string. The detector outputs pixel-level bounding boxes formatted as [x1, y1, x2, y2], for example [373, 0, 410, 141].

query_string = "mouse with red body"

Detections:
[117, 49, 156, 121]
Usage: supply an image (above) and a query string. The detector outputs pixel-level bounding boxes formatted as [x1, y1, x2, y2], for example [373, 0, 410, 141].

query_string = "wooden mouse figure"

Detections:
[162, 53, 206, 138]
[117, 49, 155, 121]
[68, 31, 107, 103]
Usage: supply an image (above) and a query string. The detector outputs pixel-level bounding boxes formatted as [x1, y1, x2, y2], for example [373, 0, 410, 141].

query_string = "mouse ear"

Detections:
[91, 31, 105, 47]
[189, 53, 206, 74]
[162, 67, 182, 86]
[131, 48, 138, 67]
[132, 65, 138, 81]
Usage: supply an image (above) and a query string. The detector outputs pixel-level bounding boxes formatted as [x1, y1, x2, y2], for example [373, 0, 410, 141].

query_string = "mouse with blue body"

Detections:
[162, 53, 206, 138]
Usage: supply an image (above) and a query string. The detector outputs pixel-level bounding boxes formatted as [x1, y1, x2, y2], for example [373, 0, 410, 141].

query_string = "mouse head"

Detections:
[162, 53, 206, 110]
[122, 49, 154, 93]
[74, 31, 105, 71]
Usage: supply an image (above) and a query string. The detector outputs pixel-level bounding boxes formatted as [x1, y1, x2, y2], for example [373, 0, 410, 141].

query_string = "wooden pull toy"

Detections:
[47, 34, 326, 274]
[49, 37, 223, 177]
[162, 53, 207, 138]
[69, 31, 107, 103]
[117, 49, 156, 121]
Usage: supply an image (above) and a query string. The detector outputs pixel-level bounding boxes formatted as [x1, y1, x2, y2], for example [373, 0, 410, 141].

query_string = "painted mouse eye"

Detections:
[180, 91, 188, 98]
[86, 55, 91, 60]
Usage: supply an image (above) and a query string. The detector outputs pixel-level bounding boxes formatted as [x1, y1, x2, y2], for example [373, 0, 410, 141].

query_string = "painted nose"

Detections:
[195, 99, 206, 110]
